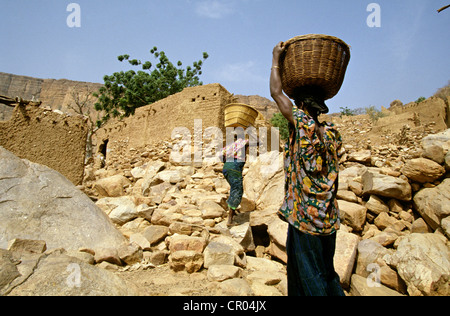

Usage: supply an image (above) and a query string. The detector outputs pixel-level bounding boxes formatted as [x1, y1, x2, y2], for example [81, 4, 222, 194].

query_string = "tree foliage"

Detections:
[270, 112, 290, 141]
[93, 47, 209, 127]
[339, 106, 356, 117]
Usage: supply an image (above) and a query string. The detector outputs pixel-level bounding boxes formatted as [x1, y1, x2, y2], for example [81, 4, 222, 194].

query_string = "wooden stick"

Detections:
[438, 4, 450, 13]
[0, 95, 17, 107]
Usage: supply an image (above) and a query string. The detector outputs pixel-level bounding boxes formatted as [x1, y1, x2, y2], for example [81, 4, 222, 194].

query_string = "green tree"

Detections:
[270, 112, 290, 141]
[339, 106, 356, 117]
[93, 47, 209, 127]
[365, 105, 387, 122]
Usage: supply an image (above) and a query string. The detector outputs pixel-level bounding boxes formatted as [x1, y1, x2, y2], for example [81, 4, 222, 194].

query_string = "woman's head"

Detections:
[292, 86, 329, 117]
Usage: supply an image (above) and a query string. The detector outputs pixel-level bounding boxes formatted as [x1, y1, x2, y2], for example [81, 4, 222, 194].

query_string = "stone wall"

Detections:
[377, 97, 448, 134]
[0, 104, 88, 185]
[95, 83, 234, 164]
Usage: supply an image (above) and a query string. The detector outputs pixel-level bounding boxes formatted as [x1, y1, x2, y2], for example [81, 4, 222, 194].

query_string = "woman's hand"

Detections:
[272, 42, 286, 64]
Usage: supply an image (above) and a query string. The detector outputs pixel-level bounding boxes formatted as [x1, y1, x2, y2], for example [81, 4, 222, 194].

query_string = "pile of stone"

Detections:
[0, 145, 288, 296]
[2, 128, 449, 296]
[85, 129, 450, 296]
[87, 148, 288, 296]
[335, 129, 450, 296]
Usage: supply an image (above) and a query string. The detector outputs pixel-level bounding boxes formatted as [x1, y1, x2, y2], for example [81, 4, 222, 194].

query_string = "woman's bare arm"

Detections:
[270, 42, 295, 126]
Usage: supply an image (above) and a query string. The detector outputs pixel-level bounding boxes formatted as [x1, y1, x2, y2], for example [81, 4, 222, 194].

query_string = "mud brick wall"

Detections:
[0, 105, 88, 185]
[95, 83, 234, 162]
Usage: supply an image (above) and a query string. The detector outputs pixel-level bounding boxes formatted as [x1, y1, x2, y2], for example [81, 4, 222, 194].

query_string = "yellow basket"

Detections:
[224, 104, 259, 128]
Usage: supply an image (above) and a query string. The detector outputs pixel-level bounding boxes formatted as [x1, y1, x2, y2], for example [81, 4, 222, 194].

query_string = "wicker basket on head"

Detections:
[224, 104, 259, 128]
[280, 34, 350, 100]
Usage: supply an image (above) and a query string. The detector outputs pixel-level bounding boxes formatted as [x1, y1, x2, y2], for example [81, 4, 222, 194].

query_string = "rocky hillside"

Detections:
[1, 73, 449, 296]
[80, 121, 450, 296]
[2, 118, 449, 296]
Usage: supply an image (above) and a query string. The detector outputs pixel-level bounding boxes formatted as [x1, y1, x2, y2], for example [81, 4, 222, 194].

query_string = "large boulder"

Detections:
[0, 147, 127, 251]
[401, 158, 445, 183]
[94, 174, 131, 197]
[166, 235, 207, 254]
[355, 239, 406, 293]
[334, 230, 360, 288]
[267, 217, 288, 263]
[385, 233, 450, 296]
[350, 274, 403, 296]
[337, 200, 367, 232]
[348, 150, 371, 164]
[243, 151, 284, 210]
[229, 218, 255, 253]
[361, 169, 411, 201]
[140, 160, 166, 195]
[413, 178, 450, 230]
[203, 242, 235, 268]
[96, 196, 139, 225]
[2, 250, 138, 296]
[421, 129, 450, 164]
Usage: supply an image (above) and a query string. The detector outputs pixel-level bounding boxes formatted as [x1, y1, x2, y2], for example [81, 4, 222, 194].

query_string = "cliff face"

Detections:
[0, 73, 43, 120]
[0, 72, 102, 121]
[0, 72, 44, 100]
[0, 73, 281, 123]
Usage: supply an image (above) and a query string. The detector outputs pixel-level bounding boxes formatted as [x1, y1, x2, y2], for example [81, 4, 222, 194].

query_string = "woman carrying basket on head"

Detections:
[220, 137, 249, 227]
[270, 41, 346, 296]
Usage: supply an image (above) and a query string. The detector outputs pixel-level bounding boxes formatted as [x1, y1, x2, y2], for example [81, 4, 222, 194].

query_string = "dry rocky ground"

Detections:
[79, 112, 449, 296]
[1, 107, 449, 296]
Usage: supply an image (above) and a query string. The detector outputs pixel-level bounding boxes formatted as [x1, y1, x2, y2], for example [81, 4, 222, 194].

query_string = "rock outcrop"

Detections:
[0, 240, 138, 296]
[0, 146, 127, 251]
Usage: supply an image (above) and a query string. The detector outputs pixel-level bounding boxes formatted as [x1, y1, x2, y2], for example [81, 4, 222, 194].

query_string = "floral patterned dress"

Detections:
[278, 106, 344, 236]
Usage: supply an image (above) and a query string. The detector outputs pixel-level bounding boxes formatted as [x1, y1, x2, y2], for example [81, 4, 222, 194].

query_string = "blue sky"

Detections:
[0, 0, 449, 114]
